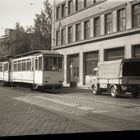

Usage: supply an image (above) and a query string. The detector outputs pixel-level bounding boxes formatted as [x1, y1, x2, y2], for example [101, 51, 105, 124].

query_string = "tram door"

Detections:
[69, 54, 79, 87]
[34, 56, 43, 86]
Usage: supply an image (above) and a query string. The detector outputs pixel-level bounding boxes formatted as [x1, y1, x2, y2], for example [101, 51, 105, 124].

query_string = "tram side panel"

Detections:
[10, 56, 34, 85]
[0, 71, 4, 81]
[12, 71, 34, 84]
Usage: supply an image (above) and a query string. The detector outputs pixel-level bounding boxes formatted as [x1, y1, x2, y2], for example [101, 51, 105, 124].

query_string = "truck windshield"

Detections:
[123, 62, 140, 76]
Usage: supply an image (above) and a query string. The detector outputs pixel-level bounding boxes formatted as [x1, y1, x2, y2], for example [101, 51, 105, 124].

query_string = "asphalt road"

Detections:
[0, 86, 140, 136]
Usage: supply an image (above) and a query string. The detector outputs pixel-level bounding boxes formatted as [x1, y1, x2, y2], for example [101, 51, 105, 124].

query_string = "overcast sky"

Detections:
[0, 0, 53, 36]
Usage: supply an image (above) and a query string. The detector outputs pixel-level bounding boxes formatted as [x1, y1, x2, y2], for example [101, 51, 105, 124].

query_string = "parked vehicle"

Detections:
[90, 58, 140, 98]
[0, 50, 64, 90]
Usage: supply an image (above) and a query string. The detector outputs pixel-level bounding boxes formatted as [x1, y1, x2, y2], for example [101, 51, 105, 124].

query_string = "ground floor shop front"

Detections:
[55, 33, 140, 87]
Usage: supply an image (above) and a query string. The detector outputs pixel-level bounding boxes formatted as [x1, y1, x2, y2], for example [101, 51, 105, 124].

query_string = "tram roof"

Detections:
[14, 50, 62, 58]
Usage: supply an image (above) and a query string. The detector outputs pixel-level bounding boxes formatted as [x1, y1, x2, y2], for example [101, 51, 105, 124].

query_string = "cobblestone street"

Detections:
[0, 87, 140, 136]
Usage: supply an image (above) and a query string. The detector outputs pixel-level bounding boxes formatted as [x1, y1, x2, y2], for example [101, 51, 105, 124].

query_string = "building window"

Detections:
[132, 3, 140, 28]
[93, 0, 102, 4]
[84, 0, 92, 8]
[61, 28, 66, 45]
[76, 23, 81, 41]
[56, 6, 60, 20]
[132, 45, 140, 58]
[94, 17, 100, 37]
[84, 20, 90, 39]
[104, 47, 124, 61]
[118, 8, 126, 31]
[84, 51, 98, 75]
[68, 0, 73, 15]
[61, 3, 66, 18]
[68, 26, 73, 43]
[56, 30, 61, 46]
[105, 13, 112, 34]
[75, 0, 82, 11]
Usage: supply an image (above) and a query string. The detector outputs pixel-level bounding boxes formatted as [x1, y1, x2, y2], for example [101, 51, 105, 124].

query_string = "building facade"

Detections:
[52, 0, 140, 87]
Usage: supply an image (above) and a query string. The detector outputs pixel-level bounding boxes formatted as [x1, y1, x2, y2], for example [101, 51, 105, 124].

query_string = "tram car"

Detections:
[0, 50, 64, 90]
[0, 58, 10, 85]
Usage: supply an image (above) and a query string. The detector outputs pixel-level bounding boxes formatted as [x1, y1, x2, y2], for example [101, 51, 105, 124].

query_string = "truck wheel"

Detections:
[132, 92, 139, 98]
[92, 85, 100, 95]
[110, 85, 119, 98]
[0, 81, 5, 86]
[131, 86, 139, 98]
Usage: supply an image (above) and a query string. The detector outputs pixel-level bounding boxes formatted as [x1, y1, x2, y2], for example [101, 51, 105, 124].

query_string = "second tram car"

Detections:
[0, 58, 10, 85]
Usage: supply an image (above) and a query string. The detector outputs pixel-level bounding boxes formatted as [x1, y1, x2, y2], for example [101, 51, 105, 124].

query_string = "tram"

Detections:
[0, 50, 64, 90]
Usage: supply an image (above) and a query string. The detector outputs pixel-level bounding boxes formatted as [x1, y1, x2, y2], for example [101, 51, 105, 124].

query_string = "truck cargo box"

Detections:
[97, 60, 122, 79]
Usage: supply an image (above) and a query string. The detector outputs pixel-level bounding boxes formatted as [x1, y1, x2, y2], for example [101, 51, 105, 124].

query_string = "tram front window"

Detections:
[44, 56, 62, 71]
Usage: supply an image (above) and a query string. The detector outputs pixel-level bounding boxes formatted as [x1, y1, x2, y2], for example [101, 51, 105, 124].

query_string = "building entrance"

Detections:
[68, 54, 79, 87]
[84, 51, 98, 85]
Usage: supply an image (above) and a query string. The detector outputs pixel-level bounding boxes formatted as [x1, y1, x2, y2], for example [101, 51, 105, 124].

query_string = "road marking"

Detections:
[35, 96, 78, 107]
[78, 106, 95, 110]
[92, 110, 109, 113]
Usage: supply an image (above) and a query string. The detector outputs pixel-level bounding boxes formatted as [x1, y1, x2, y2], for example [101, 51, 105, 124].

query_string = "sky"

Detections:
[0, 0, 53, 36]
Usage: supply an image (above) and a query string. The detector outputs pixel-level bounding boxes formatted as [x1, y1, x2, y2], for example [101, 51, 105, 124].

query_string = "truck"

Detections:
[90, 58, 140, 98]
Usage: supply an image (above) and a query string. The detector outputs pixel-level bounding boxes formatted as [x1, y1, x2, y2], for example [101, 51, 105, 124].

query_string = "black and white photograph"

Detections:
[0, 0, 140, 138]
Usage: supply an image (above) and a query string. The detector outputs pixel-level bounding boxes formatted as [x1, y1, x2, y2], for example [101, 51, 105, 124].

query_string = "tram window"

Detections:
[27, 59, 31, 71]
[44, 56, 63, 71]
[4, 63, 8, 71]
[0, 64, 2, 71]
[14, 62, 16, 71]
[35, 59, 38, 70]
[58, 57, 63, 69]
[18, 61, 21, 71]
[14, 61, 18, 71]
[52, 57, 58, 71]
[44, 57, 51, 71]
[22, 60, 26, 71]
[39, 57, 42, 70]
[6, 63, 8, 71]
[3, 63, 6, 71]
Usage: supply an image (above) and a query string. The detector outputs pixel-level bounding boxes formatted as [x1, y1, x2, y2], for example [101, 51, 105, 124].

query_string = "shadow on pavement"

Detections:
[42, 87, 91, 94]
